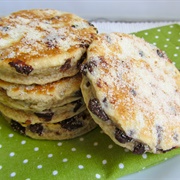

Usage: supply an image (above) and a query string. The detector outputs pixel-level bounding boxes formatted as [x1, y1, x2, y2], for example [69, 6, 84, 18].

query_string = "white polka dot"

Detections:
[144, 32, 148, 35]
[78, 165, 84, 169]
[48, 154, 53, 158]
[52, 170, 58, 176]
[153, 42, 156, 45]
[124, 148, 129, 152]
[93, 142, 98, 146]
[170, 25, 174, 28]
[86, 154, 91, 158]
[108, 144, 113, 149]
[157, 29, 161, 32]
[71, 147, 76, 152]
[102, 160, 107, 165]
[164, 157, 168, 160]
[23, 159, 28, 164]
[142, 167, 146, 170]
[10, 172, 16, 177]
[119, 163, 124, 169]
[172, 62, 176, 65]
[0, 165, 2, 170]
[57, 142, 62, 146]
[178, 39, 180, 42]
[8, 133, 14, 138]
[142, 153, 147, 159]
[164, 44, 168, 48]
[96, 174, 101, 179]
[37, 165, 42, 169]
[155, 35, 159, 39]
[176, 46, 180, 50]
[25, 178, 30, 180]
[0, 144, 2, 148]
[168, 31, 172, 34]
[62, 158, 68, 162]
[34, 147, 39, 151]
[21, 140, 26, 145]
[166, 38, 170, 41]
[9, 152, 15, 157]
[174, 54, 178, 57]
[79, 137, 84, 141]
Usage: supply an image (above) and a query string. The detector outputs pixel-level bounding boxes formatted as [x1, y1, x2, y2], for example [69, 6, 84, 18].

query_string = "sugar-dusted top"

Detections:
[83, 32, 180, 152]
[0, 9, 97, 67]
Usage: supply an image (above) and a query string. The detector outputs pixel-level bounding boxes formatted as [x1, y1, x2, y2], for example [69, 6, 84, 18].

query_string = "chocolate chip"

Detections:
[115, 128, 132, 143]
[71, 24, 78, 28]
[173, 133, 178, 141]
[29, 124, 43, 135]
[34, 111, 54, 122]
[9, 60, 33, 75]
[130, 88, 137, 96]
[77, 52, 87, 69]
[102, 97, 108, 108]
[88, 22, 98, 33]
[105, 35, 112, 43]
[88, 98, 110, 121]
[73, 99, 83, 112]
[88, 22, 95, 27]
[139, 50, 144, 57]
[80, 63, 88, 75]
[157, 49, 165, 58]
[10, 120, 25, 135]
[60, 116, 83, 131]
[133, 143, 145, 154]
[45, 38, 58, 48]
[80, 60, 97, 75]
[1, 26, 10, 32]
[79, 43, 89, 48]
[80, 57, 104, 76]
[86, 81, 90, 87]
[74, 90, 82, 97]
[102, 97, 107, 103]
[76, 38, 90, 49]
[60, 58, 71, 72]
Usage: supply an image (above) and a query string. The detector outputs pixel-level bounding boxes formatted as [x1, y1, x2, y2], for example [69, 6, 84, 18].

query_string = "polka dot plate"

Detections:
[0, 24, 180, 180]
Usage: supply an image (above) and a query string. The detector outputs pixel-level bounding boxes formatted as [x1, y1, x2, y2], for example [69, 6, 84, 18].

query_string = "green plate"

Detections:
[0, 24, 180, 180]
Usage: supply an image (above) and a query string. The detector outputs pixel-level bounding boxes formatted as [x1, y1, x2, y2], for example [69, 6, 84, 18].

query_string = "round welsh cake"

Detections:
[4, 110, 97, 140]
[0, 9, 97, 85]
[81, 33, 180, 154]
[0, 73, 82, 112]
[0, 98, 86, 124]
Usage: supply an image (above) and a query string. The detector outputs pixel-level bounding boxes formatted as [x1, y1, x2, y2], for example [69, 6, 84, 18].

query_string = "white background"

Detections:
[0, 0, 180, 22]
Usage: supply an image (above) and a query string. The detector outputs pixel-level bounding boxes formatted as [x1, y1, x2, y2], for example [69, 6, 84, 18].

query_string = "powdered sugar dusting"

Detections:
[0, 9, 96, 61]
[86, 32, 180, 152]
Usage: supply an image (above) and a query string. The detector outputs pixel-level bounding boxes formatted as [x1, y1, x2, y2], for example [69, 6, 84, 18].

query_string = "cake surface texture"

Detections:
[81, 32, 180, 154]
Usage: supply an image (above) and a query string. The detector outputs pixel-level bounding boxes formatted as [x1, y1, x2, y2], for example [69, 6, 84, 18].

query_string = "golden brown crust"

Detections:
[3, 110, 97, 140]
[0, 73, 82, 111]
[0, 98, 86, 124]
[81, 32, 180, 154]
[0, 9, 97, 84]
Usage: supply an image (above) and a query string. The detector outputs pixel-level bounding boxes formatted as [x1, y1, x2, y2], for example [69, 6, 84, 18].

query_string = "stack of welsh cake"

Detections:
[0, 9, 97, 140]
